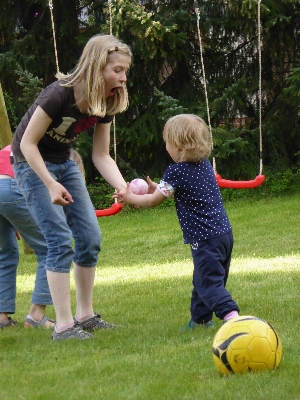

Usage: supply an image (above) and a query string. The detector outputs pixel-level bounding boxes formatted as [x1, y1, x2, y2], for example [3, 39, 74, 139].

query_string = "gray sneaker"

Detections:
[51, 325, 93, 340]
[74, 314, 116, 332]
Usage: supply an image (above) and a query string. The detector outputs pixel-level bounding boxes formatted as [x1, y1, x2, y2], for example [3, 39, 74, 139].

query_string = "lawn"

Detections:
[0, 194, 299, 399]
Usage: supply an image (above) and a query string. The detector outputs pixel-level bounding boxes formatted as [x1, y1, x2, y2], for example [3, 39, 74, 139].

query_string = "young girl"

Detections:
[115, 114, 240, 329]
[11, 34, 132, 340]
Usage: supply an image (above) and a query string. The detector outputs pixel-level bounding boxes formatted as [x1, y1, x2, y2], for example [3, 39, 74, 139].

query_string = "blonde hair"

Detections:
[56, 34, 132, 117]
[163, 114, 212, 162]
[70, 148, 86, 184]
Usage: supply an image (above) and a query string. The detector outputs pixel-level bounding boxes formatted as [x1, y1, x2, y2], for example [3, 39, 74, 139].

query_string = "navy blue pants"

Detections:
[189, 231, 239, 323]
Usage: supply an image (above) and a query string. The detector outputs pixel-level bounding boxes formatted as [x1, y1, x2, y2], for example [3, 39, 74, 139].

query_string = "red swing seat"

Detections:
[215, 174, 265, 189]
[95, 202, 123, 217]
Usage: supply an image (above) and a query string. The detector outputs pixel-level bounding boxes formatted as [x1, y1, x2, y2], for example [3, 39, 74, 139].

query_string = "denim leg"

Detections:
[14, 160, 100, 272]
[61, 160, 101, 266]
[190, 232, 239, 322]
[0, 179, 52, 306]
[0, 212, 18, 313]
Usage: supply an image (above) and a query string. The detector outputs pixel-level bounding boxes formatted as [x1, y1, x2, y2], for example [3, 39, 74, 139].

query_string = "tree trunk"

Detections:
[0, 84, 33, 254]
[0, 83, 12, 148]
[20, 236, 34, 255]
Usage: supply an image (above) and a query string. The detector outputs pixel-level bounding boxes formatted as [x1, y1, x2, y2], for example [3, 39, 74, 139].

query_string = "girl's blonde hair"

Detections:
[163, 114, 212, 162]
[56, 34, 132, 117]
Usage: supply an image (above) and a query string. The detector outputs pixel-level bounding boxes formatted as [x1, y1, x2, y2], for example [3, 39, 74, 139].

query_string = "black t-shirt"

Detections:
[12, 81, 113, 163]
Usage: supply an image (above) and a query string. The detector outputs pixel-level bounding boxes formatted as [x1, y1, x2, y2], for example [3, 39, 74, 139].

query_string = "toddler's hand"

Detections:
[147, 176, 158, 194]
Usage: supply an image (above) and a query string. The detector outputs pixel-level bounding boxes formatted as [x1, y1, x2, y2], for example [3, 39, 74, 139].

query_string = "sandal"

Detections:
[24, 315, 55, 329]
[0, 317, 18, 329]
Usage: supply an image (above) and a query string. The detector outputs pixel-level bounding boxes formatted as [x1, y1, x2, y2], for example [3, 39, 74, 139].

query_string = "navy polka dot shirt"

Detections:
[158, 159, 232, 244]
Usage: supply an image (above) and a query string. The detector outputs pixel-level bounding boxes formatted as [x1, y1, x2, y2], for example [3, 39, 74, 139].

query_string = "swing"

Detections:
[194, 0, 265, 189]
[95, 202, 123, 217]
[48, 0, 123, 216]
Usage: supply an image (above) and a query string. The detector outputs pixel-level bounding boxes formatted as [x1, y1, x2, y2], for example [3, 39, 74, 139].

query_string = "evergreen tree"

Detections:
[0, 0, 299, 179]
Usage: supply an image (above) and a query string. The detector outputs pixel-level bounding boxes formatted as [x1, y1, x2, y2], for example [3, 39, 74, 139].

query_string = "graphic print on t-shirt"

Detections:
[46, 117, 76, 143]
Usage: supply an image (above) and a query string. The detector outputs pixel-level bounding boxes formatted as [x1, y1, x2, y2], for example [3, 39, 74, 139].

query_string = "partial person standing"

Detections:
[0, 145, 54, 329]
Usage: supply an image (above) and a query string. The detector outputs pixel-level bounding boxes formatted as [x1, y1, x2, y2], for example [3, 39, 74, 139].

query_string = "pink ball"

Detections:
[129, 178, 148, 195]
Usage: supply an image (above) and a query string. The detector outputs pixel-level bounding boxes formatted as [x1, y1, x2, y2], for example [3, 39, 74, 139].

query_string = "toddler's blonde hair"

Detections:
[56, 34, 132, 117]
[163, 114, 212, 162]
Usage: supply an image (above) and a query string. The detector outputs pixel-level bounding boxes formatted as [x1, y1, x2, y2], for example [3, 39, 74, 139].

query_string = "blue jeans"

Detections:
[13, 159, 101, 273]
[190, 231, 239, 323]
[0, 179, 52, 313]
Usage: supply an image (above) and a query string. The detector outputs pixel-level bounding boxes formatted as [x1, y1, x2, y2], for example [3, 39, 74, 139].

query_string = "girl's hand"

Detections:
[113, 182, 131, 203]
[48, 181, 73, 206]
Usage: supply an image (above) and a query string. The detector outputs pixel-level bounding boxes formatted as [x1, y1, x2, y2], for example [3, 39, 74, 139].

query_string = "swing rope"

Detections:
[194, 1, 216, 174]
[194, 1, 265, 189]
[108, 0, 118, 165]
[48, 0, 123, 216]
[258, 0, 263, 176]
[48, 0, 60, 74]
[95, 0, 123, 216]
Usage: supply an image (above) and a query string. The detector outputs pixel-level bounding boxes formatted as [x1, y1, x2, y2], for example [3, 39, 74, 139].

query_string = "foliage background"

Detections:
[1, 0, 300, 190]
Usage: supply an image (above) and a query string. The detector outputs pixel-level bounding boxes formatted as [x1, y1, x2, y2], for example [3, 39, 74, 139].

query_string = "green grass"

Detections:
[1, 195, 300, 399]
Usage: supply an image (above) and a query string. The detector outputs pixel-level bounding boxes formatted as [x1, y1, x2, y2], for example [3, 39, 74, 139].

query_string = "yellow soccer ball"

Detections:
[212, 316, 282, 375]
